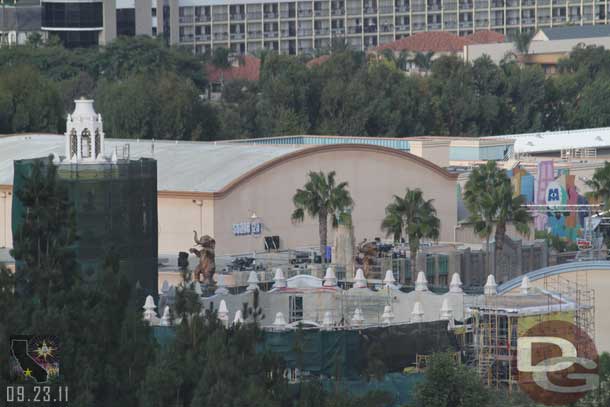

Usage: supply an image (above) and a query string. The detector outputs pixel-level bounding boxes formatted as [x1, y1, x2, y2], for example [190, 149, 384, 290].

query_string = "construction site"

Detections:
[462, 272, 596, 391]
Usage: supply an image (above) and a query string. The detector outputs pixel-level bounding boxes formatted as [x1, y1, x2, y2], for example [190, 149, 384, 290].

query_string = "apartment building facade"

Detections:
[172, 0, 610, 54]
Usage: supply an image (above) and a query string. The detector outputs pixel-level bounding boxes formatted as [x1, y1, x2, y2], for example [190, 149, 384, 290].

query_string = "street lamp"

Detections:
[192, 199, 204, 234]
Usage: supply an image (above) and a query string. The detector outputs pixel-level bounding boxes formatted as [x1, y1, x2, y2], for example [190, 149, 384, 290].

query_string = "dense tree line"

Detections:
[4, 38, 610, 140]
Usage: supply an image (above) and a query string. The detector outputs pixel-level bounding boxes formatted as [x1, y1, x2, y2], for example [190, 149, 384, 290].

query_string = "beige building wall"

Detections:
[100, 0, 117, 45]
[504, 268, 610, 353]
[211, 145, 458, 255]
[0, 186, 12, 249]
[157, 193, 214, 254]
[135, 0, 153, 36]
[408, 138, 451, 168]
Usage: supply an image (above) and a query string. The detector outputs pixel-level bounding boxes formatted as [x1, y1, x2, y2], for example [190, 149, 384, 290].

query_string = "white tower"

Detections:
[65, 98, 105, 162]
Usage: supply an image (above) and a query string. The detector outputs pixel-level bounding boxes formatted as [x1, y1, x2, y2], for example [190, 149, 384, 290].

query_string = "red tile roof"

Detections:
[374, 31, 474, 53]
[306, 54, 331, 68]
[465, 30, 506, 44]
[206, 55, 261, 83]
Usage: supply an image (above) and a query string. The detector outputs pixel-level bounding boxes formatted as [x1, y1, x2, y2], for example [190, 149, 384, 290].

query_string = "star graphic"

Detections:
[24, 368, 33, 378]
[34, 340, 55, 361]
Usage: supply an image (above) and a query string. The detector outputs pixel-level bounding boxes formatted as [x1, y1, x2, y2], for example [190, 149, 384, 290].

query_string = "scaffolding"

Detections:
[464, 273, 595, 392]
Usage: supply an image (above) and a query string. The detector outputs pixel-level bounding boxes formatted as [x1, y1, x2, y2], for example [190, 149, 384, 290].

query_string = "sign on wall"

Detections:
[232, 221, 263, 236]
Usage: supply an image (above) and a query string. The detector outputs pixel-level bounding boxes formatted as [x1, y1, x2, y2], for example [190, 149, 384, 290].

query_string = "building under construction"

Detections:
[462, 273, 595, 391]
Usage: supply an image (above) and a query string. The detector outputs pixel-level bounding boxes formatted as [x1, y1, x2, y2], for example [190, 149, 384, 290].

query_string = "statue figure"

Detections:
[190, 231, 216, 285]
[356, 238, 378, 278]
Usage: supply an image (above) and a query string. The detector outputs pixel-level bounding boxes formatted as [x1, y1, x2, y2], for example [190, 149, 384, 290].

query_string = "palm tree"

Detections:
[586, 161, 610, 209]
[381, 189, 440, 283]
[291, 171, 353, 262]
[463, 161, 532, 276]
[380, 203, 403, 242]
[412, 51, 435, 73]
[513, 31, 533, 60]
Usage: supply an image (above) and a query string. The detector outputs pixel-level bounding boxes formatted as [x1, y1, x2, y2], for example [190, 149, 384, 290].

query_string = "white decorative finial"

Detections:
[215, 274, 229, 295]
[440, 298, 452, 320]
[351, 308, 364, 326]
[160, 306, 171, 326]
[64, 99, 104, 162]
[273, 268, 286, 289]
[247, 271, 259, 291]
[382, 305, 395, 324]
[272, 312, 287, 329]
[323, 267, 337, 287]
[194, 282, 203, 295]
[411, 301, 424, 323]
[161, 280, 170, 294]
[521, 275, 531, 295]
[111, 148, 117, 163]
[449, 273, 463, 293]
[383, 270, 397, 289]
[233, 310, 244, 325]
[415, 271, 428, 292]
[322, 311, 333, 328]
[142, 295, 158, 323]
[353, 268, 367, 288]
[484, 274, 497, 296]
[218, 299, 229, 324]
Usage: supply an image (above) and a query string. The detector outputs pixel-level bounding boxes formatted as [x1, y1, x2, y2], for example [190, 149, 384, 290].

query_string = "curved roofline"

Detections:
[497, 260, 610, 294]
[161, 143, 458, 198]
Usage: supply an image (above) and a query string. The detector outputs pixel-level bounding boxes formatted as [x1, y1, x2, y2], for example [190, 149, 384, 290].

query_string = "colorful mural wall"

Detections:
[509, 162, 588, 241]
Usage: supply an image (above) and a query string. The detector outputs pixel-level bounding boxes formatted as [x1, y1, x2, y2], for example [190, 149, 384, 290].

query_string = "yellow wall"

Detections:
[505, 269, 610, 353]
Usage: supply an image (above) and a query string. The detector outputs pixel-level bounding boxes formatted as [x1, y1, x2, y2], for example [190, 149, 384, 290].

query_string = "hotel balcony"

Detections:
[331, 8, 346, 15]
[180, 16, 194, 24]
[230, 13, 245, 21]
[299, 9, 314, 16]
[213, 32, 229, 40]
[230, 32, 245, 40]
[264, 12, 278, 18]
[264, 31, 279, 38]
[247, 12, 261, 20]
[195, 15, 211, 23]
[195, 34, 211, 41]
[248, 30, 263, 38]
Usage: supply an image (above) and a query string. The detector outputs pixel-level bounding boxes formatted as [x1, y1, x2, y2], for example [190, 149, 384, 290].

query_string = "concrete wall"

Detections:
[0, 186, 12, 249]
[212, 147, 458, 255]
[100, 0, 117, 45]
[135, 0, 152, 35]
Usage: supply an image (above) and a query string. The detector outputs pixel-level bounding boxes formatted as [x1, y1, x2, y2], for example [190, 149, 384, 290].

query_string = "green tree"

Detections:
[291, 171, 353, 263]
[0, 65, 63, 133]
[10, 156, 78, 303]
[412, 51, 435, 72]
[211, 47, 231, 69]
[585, 161, 610, 209]
[381, 188, 440, 283]
[415, 352, 491, 407]
[513, 31, 533, 56]
[463, 161, 531, 277]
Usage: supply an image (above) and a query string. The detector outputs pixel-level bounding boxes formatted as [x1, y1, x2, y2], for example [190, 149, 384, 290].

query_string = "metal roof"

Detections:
[0, 134, 306, 193]
[538, 25, 610, 40]
[490, 127, 610, 154]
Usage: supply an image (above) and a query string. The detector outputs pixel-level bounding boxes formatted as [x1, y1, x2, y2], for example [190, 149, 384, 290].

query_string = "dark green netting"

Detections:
[12, 157, 158, 296]
[261, 321, 458, 378]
